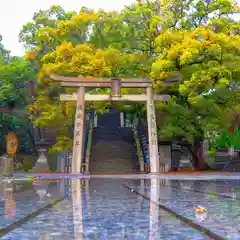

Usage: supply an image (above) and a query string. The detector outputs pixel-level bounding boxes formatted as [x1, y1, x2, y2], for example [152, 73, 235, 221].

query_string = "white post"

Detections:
[146, 87, 159, 173]
[72, 87, 85, 173]
[94, 114, 98, 128]
[120, 112, 124, 128]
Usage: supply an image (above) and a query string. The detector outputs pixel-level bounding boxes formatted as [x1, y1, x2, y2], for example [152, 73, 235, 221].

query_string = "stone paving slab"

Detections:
[1, 178, 239, 239]
[2, 180, 208, 240]
[127, 179, 240, 240]
[0, 182, 61, 230]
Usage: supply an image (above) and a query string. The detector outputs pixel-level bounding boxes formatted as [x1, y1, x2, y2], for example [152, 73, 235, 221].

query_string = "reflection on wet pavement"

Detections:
[0, 177, 239, 239]
[128, 179, 240, 239]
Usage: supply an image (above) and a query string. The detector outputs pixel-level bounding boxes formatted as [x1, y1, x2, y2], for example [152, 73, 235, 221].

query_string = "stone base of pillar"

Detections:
[0, 155, 14, 177]
[32, 149, 50, 172]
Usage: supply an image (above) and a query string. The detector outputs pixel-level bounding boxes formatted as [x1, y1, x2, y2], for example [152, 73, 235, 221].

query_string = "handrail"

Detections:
[81, 120, 90, 164]
[137, 125, 150, 164]
[85, 117, 94, 172]
[133, 126, 144, 172]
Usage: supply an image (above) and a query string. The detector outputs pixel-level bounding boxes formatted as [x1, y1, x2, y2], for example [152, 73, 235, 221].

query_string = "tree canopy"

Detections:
[0, 39, 37, 154]
[14, 0, 240, 167]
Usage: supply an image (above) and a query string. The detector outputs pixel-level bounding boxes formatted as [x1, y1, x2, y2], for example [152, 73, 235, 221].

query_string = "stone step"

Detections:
[89, 109, 138, 173]
[91, 147, 136, 150]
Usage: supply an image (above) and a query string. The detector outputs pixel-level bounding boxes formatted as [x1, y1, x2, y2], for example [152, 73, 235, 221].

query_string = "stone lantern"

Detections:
[32, 138, 50, 172]
[34, 180, 49, 200]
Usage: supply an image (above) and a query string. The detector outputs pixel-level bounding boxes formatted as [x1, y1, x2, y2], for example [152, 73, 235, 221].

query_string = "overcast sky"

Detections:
[0, 0, 134, 56]
[0, 0, 239, 56]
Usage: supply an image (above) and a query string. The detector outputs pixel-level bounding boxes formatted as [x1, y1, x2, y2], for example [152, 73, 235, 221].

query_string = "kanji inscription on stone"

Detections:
[147, 90, 159, 172]
[72, 87, 85, 173]
[77, 105, 82, 111]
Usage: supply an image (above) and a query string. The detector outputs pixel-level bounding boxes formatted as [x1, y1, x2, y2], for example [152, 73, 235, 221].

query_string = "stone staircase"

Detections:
[89, 108, 139, 173]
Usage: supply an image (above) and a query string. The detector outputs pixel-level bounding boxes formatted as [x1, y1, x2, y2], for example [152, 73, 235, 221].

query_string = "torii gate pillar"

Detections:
[147, 87, 159, 173]
[72, 87, 85, 173]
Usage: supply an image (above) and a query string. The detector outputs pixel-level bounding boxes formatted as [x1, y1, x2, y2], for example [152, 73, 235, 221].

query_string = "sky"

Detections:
[0, 0, 134, 56]
[0, 1, 239, 57]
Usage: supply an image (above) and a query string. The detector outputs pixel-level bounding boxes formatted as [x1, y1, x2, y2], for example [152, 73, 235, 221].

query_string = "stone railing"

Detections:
[84, 112, 94, 173]
[133, 126, 144, 172]
[137, 126, 150, 162]
[137, 124, 171, 173]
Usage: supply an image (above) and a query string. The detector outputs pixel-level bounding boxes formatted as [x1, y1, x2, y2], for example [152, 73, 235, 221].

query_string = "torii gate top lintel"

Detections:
[50, 74, 152, 83]
[50, 74, 152, 89]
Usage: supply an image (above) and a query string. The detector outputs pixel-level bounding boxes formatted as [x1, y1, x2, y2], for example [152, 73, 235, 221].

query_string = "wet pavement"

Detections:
[0, 176, 239, 239]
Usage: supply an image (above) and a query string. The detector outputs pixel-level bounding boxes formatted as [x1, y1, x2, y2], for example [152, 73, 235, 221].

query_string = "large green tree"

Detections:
[152, 27, 240, 169]
[20, 0, 240, 168]
[0, 42, 38, 155]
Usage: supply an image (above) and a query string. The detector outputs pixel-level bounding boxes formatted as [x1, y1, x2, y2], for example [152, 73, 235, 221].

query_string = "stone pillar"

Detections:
[120, 112, 124, 128]
[3, 155, 14, 177]
[94, 114, 98, 128]
[159, 145, 171, 172]
[72, 87, 85, 173]
[33, 149, 50, 172]
[146, 87, 159, 173]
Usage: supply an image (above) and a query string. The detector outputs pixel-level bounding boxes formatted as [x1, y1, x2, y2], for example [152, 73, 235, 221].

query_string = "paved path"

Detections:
[0, 177, 239, 239]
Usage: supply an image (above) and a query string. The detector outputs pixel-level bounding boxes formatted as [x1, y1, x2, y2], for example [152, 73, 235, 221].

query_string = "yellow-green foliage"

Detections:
[18, 0, 240, 151]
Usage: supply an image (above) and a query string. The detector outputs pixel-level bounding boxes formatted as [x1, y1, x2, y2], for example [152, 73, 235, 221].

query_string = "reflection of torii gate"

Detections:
[50, 74, 170, 173]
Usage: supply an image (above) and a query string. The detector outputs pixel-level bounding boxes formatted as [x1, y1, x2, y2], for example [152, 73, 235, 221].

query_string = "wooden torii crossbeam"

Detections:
[50, 74, 169, 173]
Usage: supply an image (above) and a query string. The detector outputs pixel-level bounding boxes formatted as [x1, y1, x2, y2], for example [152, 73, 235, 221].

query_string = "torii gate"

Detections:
[50, 74, 170, 173]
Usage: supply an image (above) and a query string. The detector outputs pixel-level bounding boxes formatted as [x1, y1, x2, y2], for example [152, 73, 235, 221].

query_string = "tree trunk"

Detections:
[26, 124, 39, 157]
[189, 140, 212, 170]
